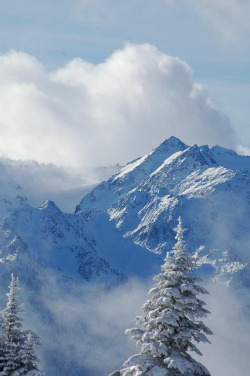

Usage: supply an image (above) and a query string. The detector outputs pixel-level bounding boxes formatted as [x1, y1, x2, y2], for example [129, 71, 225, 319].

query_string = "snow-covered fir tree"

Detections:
[112, 217, 212, 376]
[0, 274, 45, 376]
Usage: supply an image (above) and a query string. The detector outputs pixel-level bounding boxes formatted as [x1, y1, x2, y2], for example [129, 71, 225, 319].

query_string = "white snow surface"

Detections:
[114, 155, 149, 180]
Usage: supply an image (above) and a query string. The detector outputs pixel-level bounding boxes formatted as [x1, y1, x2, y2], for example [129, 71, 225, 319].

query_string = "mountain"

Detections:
[0, 136, 249, 375]
[76, 136, 250, 289]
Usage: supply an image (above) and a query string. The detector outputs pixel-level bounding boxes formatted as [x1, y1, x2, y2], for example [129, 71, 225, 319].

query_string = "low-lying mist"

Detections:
[13, 276, 250, 376]
[0, 157, 121, 213]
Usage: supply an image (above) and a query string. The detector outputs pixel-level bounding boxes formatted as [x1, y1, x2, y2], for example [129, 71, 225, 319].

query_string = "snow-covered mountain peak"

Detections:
[76, 138, 249, 215]
[112, 137, 187, 182]
[39, 199, 61, 213]
[76, 138, 193, 213]
[211, 145, 250, 172]
[166, 143, 208, 168]
[212, 145, 237, 157]
[151, 136, 187, 155]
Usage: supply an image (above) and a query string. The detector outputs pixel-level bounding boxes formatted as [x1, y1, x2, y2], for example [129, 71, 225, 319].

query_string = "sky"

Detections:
[0, 0, 249, 167]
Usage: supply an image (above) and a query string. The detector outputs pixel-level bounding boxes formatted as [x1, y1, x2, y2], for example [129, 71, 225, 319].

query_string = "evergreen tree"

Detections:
[114, 217, 212, 376]
[0, 311, 7, 372]
[20, 331, 41, 373]
[0, 274, 45, 376]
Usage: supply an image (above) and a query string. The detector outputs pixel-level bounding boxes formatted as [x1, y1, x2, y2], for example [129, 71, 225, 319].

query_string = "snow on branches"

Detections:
[111, 217, 212, 376]
[0, 274, 45, 376]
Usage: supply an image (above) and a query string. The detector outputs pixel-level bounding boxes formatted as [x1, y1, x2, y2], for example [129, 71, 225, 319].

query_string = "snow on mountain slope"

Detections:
[209, 145, 250, 172]
[114, 137, 187, 181]
[0, 212, 127, 376]
[0, 191, 162, 297]
[0, 196, 161, 375]
[76, 136, 250, 287]
[79, 209, 161, 278]
[2, 200, 126, 285]
[0, 219, 81, 302]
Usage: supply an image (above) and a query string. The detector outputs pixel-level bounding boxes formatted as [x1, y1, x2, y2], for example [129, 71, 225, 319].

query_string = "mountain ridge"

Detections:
[76, 136, 250, 289]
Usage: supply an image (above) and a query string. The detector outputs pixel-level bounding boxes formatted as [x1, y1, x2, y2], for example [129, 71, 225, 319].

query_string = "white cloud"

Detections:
[0, 44, 238, 167]
[237, 145, 250, 156]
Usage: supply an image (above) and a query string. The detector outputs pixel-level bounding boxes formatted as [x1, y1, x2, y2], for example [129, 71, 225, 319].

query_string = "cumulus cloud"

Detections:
[0, 44, 238, 167]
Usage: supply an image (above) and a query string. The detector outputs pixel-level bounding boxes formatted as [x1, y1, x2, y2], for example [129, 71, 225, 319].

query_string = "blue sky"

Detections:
[1, 1, 249, 71]
[0, 0, 249, 166]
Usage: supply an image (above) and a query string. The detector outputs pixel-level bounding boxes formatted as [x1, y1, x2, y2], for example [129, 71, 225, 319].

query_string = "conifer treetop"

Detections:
[0, 274, 45, 376]
[114, 217, 212, 376]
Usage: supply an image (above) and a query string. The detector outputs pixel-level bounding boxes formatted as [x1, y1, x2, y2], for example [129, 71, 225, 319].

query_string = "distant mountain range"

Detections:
[0, 136, 249, 375]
